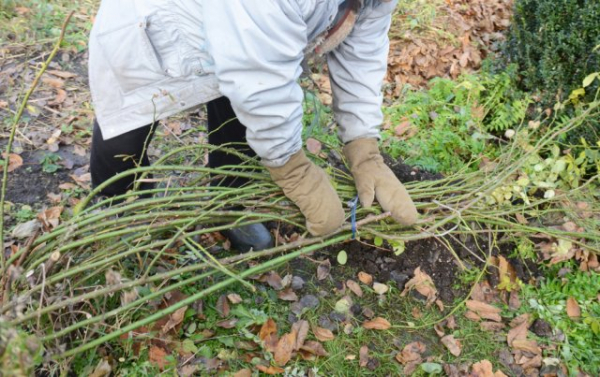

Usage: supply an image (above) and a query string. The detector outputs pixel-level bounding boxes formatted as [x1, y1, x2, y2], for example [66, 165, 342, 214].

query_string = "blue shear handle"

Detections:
[350, 195, 359, 239]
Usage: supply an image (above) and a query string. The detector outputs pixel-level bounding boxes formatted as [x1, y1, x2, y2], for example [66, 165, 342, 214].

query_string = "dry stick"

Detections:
[0, 11, 74, 303]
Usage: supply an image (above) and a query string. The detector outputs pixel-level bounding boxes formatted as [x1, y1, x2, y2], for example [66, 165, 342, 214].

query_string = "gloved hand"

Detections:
[343, 138, 418, 226]
[267, 150, 345, 236]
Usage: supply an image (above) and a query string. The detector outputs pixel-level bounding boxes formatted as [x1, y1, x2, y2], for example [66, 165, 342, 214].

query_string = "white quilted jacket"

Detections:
[89, 0, 397, 166]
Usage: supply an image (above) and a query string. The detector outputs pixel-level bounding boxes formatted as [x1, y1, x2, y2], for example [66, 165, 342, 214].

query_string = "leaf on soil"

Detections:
[372, 282, 389, 295]
[471, 360, 508, 377]
[464, 310, 481, 322]
[362, 317, 391, 330]
[441, 335, 462, 356]
[334, 297, 352, 314]
[358, 271, 373, 285]
[89, 359, 111, 377]
[37, 206, 63, 231]
[401, 267, 438, 304]
[292, 320, 309, 351]
[227, 293, 242, 304]
[306, 138, 322, 154]
[509, 291, 521, 311]
[359, 345, 369, 368]
[433, 323, 445, 337]
[49, 89, 67, 106]
[149, 346, 169, 370]
[496, 256, 519, 292]
[278, 287, 298, 302]
[256, 364, 284, 375]
[507, 313, 530, 346]
[216, 295, 230, 318]
[105, 270, 122, 286]
[317, 259, 331, 281]
[394, 120, 413, 137]
[465, 300, 502, 322]
[121, 289, 138, 306]
[1, 153, 23, 173]
[274, 331, 296, 366]
[264, 271, 284, 290]
[11, 219, 41, 239]
[512, 339, 541, 355]
[47, 69, 78, 79]
[42, 76, 65, 88]
[480, 322, 505, 332]
[566, 297, 581, 318]
[346, 279, 363, 297]
[233, 369, 252, 377]
[259, 318, 279, 352]
[216, 318, 238, 329]
[395, 341, 426, 375]
[312, 325, 335, 341]
[161, 306, 188, 334]
[299, 341, 329, 360]
[435, 299, 445, 312]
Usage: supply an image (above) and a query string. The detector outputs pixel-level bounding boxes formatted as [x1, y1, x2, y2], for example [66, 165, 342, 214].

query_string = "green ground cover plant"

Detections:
[382, 70, 530, 174]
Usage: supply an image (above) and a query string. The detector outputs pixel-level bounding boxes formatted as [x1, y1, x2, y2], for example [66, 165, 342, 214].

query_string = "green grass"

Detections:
[521, 263, 600, 375]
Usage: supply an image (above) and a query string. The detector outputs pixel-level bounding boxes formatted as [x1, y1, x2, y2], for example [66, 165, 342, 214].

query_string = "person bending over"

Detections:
[88, 0, 418, 252]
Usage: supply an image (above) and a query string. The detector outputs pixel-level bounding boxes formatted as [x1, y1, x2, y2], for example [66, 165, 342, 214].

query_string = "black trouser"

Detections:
[90, 96, 256, 197]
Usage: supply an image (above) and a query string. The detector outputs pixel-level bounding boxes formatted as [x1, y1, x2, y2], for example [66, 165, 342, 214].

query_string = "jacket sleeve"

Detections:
[327, 0, 397, 143]
[203, 0, 307, 167]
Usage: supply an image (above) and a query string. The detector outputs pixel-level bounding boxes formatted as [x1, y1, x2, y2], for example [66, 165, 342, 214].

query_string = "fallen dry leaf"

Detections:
[362, 317, 391, 330]
[274, 331, 296, 366]
[373, 282, 389, 295]
[278, 287, 298, 302]
[216, 318, 238, 329]
[216, 295, 230, 318]
[233, 369, 252, 377]
[227, 293, 242, 304]
[441, 335, 462, 356]
[259, 318, 278, 342]
[317, 259, 331, 281]
[149, 346, 169, 370]
[89, 360, 111, 377]
[359, 345, 369, 368]
[507, 314, 530, 346]
[566, 297, 581, 318]
[42, 76, 65, 88]
[401, 267, 438, 304]
[292, 320, 309, 351]
[471, 360, 508, 377]
[256, 364, 284, 375]
[465, 300, 502, 322]
[264, 271, 284, 290]
[298, 341, 329, 361]
[1, 153, 23, 173]
[346, 279, 363, 297]
[306, 138, 322, 154]
[512, 339, 541, 355]
[47, 69, 78, 79]
[395, 341, 426, 374]
[313, 326, 335, 342]
[358, 271, 373, 285]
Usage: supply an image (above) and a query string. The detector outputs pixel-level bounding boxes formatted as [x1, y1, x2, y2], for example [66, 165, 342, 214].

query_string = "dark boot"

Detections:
[221, 224, 274, 252]
[207, 97, 274, 252]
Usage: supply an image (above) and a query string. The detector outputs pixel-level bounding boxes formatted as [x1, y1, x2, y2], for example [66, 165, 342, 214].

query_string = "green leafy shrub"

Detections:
[382, 71, 530, 174]
[504, 0, 600, 144]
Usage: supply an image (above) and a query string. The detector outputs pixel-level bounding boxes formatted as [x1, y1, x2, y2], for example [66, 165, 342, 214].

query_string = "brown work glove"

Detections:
[267, 150, 345, 236]
[343, 138, 418, 226]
